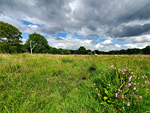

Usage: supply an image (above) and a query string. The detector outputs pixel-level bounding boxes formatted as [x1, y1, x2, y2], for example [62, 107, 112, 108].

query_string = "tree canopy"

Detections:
[0, 21, 22, 53]
[25, 33, 50, 53]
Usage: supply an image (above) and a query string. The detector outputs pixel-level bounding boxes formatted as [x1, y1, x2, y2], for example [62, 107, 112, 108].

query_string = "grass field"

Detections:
[0, 54, 150, 113]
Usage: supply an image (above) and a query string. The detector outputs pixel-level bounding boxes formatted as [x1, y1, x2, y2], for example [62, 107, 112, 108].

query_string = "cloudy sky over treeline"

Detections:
[0, 0, 150, 51]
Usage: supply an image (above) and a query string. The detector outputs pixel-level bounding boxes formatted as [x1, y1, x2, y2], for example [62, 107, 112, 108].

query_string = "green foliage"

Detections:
[0, 21, 22, 53]
[25, 33, 50, 53]
[77, 46, 87, 54]
[92, 65, 150, 112]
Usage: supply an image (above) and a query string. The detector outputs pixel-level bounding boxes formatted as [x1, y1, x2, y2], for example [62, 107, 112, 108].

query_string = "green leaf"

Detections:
[104, 96, 108, 100]
[104, 88, 109, 95]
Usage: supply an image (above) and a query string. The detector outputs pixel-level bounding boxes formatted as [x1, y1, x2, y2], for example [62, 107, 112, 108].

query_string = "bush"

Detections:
[91, 65, 150, 112]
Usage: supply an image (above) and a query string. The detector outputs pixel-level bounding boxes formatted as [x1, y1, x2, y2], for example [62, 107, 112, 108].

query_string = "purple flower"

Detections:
[133, 75, 135, 77]
[134, 83, 136, 85]
[115, 93, 118, 97]
[131, 72, 133, 74]
[123, 69, 126, 71]
[125, 85, 128, 88]
[139, 96, 142, 98]
[128, 83, 131, 86]
[133, 87, 136, 90]
[111, 65, 114, 68]
[108, 84, 110, 86]
[128, 76, 132, 82]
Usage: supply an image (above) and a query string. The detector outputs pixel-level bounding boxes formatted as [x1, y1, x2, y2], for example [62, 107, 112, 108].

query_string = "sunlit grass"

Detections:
[0, 54, 150, 112]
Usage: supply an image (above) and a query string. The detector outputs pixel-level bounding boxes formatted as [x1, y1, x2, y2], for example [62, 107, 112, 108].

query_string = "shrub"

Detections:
[91, 65, 150, 112]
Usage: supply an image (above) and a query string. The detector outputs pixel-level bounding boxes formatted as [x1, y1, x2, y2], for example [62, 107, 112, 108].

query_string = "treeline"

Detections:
[0, 21, 150, 55]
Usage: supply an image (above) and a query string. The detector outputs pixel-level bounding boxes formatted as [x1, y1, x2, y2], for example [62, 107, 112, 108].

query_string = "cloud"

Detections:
[110, 24, 150, 38]
[0, 0, 150, 51]
[47, 34, 93, 50]
[117, 34, 150, 43]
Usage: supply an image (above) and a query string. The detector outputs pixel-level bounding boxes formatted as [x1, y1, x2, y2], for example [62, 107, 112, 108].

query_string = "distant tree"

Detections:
[25, 33, 50, 53]
[63, 49, 71, 54]
[142, 46, 150, 54]
[77, 46, 87, 54]
[0, 21, 22, 53]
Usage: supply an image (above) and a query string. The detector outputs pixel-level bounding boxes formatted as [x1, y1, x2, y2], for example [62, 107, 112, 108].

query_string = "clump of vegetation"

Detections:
[92, 65, 150, 112]
[89, 64, 96, 71]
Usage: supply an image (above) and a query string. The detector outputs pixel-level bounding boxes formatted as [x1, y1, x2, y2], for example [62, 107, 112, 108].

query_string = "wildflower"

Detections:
[128, 83, 131, 87]
[133, 87, 136, 90]
[111, 65, 114, 68]
[145, 81, 147, 83]
[118, 89, 120, 92]
[123, 69, 126, 71]
[127, 102, 130, 106]
[98, 93, 100, 97]
[137, 83, 139, 85]
[123, 72, 125, 75]
[128, 76, 132, 82]
[139, 96, 142, 98]
[134, 83, 136, 85]
[121, 95, 125, 99]
[133, 75, 135, 77]
[129, 69, 131, 71]
[147, 88, 149, 90]
[115, 93, 118, 98]
[94, 83, 96, 85]
[131, 72, 133, 74]
[108, 84, 110, 86]
[125, 85, 128, 88]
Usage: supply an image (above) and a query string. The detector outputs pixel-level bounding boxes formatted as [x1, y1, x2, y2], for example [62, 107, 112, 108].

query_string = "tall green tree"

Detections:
[25, 33, 50, 53]
[77, 46, 87, 54]
[142, 46, 150, 54]
[0, 21, 22, 53]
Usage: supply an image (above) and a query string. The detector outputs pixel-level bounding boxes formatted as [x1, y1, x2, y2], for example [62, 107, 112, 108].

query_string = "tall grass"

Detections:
[0, 54, 150, 112]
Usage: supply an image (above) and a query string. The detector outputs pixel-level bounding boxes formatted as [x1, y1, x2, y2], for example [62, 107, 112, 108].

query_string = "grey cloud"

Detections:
[0, 0, 150, 51]
[111, 24, 150, 38]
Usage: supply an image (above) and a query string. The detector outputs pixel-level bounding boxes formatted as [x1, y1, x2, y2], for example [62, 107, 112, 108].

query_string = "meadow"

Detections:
[0, 54, 150, 113]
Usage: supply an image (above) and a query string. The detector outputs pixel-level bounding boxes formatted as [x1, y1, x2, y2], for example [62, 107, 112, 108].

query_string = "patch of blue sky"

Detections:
[112, 40, 129, 45]
[17, 19, 43, 27]
[52, 32, 68, 38]
[21, 32, 29, 39]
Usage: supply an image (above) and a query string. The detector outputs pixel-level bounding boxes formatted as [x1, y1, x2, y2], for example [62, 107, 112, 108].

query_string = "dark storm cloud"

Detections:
[111, 24, 150, 38]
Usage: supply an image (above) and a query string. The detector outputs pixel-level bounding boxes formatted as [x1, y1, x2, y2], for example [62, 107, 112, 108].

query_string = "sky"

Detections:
[0, 0, 150, 51]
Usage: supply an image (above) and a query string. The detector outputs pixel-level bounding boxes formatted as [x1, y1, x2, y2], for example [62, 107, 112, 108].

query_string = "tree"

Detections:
[77, 46, 87, 54]
[0, 21, 22, 53]
[25, 33, 50, 53]
[142, 46, 150, 54]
